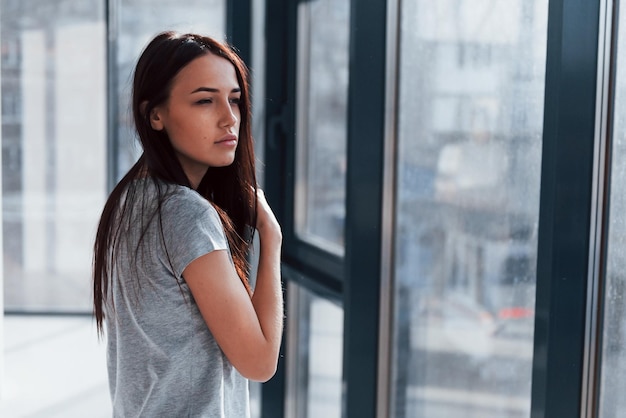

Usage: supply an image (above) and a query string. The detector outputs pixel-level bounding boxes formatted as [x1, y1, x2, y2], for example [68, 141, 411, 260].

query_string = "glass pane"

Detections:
[391, 1, 548, 417]
[250, 0, 266, 416]
[115, 0, 226, 179]
[252, 0, 266, 184]
[2, 1, 106, 311]
[286, 283, 343, 418]
[295, 0, 349, 255]
[599, 6, 626, 416]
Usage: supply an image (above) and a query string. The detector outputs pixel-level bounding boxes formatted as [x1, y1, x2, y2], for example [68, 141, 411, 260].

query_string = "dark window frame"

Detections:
[260, 0, 387, 417]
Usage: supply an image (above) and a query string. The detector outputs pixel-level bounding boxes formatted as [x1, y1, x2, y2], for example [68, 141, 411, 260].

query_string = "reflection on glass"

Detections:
[115, 0, 226, 178]
[391, 1, 548, 417]
[295, 0, 349, 255]
[287, 283, 343, 418]
[599, 6, 626, 417]
[1, 0, 106, 311]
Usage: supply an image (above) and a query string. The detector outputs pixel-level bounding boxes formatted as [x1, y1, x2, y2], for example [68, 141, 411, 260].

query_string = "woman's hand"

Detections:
[255, 188, 282, 243]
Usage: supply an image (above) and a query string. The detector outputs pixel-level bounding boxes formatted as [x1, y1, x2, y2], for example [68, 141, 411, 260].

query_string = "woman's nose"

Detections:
[220, 103, 238, 127]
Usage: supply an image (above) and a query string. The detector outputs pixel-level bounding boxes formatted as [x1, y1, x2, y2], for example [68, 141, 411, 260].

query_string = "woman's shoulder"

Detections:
[164, 183, 208, 204]
[123, 177, 220, 223]
[159, 181, 219, 219]
[132, 177, 205, 204]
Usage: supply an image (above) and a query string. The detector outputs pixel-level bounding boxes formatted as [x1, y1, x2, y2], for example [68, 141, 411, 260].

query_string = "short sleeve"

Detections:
[159, 189, 229, 278]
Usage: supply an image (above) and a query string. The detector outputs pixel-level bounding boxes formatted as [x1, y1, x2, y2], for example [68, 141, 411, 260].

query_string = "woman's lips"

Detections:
[215, 134, 237, 146]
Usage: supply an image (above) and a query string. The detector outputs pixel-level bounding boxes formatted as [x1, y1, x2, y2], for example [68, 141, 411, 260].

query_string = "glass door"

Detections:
[390, 1, 549, 416]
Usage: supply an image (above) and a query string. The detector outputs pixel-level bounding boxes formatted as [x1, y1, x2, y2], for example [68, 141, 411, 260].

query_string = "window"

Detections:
[286, 283, 343, 418]
[391, 1, 548, 416]
[295, 0, 350, 256]
[2, 0, 106, 312]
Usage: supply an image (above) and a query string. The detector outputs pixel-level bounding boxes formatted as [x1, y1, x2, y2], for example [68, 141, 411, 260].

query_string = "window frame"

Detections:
[530, 0, 609, 417]
[264, 0, 345, 296]
[244, 0, 617, 417]
[262, 0, 387, 416]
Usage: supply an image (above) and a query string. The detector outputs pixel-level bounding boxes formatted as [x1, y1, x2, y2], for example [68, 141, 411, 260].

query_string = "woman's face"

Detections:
[150, 53, 241, 188]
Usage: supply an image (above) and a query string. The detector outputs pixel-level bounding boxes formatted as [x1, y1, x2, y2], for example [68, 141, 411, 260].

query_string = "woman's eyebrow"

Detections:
[190, 87, 241, 94]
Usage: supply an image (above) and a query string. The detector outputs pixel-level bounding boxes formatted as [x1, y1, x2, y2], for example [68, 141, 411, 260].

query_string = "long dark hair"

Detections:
[93, 31, 257, 334]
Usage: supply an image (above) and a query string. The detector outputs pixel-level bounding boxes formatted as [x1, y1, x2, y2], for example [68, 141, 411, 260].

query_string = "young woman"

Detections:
[92, 31, 283, 417]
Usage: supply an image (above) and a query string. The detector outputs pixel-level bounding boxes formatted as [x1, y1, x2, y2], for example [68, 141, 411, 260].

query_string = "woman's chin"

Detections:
[209, 160, 235, 169]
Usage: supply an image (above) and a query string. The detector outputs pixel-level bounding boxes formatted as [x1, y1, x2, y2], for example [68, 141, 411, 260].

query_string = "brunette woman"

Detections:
[93, 31, 282, 417]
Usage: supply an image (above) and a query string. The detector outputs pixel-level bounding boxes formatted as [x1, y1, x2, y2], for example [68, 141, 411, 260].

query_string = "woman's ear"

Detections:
[140, 100, 165, 131]
[149, 107, 165, 131]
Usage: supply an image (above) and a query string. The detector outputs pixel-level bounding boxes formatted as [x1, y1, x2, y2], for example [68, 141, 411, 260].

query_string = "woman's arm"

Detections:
[183, 189, 283, 382]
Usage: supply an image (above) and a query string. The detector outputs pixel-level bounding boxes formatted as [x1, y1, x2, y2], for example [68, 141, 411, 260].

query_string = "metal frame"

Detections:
[226, 0, 252, 66]
[283, 282, 303, 418]
[341, 0, 388, 416]
[581, 1, 618, 416]
[530, 0, 604, 417]
[376, 0, 400, 416]
[259, 0, 296, 415]
[262, 0, 389, 416]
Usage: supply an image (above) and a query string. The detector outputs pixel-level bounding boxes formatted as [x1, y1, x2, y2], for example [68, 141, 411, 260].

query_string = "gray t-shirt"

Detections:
[105, 179, 250, 417]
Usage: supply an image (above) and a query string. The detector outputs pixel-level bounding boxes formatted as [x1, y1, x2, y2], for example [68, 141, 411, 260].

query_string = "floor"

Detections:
[0, 315, 111, 418]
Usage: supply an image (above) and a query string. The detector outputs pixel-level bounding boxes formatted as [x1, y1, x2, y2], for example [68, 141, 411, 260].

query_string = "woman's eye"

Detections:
[196, 98, 213, 105]
[229, 97, 241, 105]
